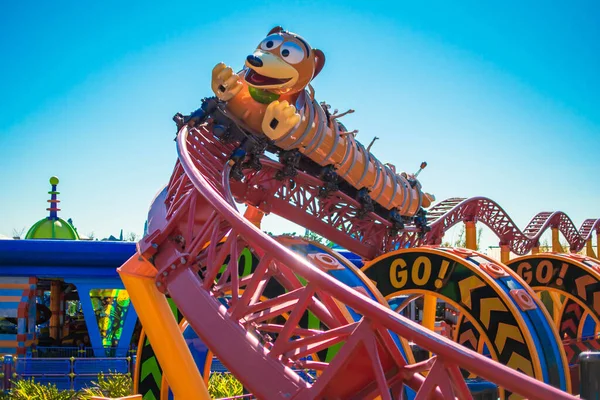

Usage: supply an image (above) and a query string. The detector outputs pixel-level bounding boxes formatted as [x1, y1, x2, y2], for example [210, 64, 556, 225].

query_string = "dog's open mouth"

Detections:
[245, 69, 291, 86]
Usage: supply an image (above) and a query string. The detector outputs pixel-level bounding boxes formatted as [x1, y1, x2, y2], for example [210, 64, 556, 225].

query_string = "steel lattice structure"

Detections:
[219, 167, 600, 260]
[425, 197, 600, 254]
[135, 124, 579, 399]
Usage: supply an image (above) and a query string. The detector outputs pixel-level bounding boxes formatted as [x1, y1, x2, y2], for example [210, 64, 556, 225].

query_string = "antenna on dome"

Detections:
[47, 176, 61, 220]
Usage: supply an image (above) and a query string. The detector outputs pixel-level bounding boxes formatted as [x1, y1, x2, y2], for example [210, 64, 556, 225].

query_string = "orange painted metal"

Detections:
[510, 289, 537, 311]
[243, 205, 264, 228]
[268, 102, 433, 215]
[49, 280, 61, 341]
[216, 27, 434, 218]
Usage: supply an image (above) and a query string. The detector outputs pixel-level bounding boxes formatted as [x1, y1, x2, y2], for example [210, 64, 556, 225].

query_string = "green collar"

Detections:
[248, 86, 280, 104]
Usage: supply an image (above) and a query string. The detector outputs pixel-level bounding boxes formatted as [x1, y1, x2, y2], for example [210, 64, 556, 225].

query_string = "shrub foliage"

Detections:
[208, 372, 244, 398]
[0, 373, 132, 400]
[0, 371, 245, 399]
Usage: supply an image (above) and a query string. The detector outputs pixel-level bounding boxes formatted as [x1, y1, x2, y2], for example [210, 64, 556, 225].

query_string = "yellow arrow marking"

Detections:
[575, 275, 596, 300]
[459, 328, 477, 349]
[495, 323, 525, 353]
[480, 298, 507, 329]
[458, 276, 486, 309]
[506, 352, 534, 377]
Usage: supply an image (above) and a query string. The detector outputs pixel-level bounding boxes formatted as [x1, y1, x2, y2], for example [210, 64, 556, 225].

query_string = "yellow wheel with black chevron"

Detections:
[506, 253, 600, 365]
[362, 246, 570, 400]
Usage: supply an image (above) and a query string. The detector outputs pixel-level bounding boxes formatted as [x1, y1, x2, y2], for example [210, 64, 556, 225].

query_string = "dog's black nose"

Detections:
[246, 55, 263, 67]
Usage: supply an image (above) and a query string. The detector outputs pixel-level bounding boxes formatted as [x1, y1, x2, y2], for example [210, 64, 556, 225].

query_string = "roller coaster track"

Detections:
[229, 158, 425, 260]
[229, 164, 599, 259]
[425, 197, 600, 255]
[137, 123, 577, 399]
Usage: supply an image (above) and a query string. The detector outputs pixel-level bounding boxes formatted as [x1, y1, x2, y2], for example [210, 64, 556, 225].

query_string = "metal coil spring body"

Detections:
[269, 91, 425, 217]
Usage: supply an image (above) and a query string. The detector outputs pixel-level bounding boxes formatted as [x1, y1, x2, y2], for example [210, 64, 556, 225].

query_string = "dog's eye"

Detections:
[260, 35, 283, 51]
[280, 42, 304, 64]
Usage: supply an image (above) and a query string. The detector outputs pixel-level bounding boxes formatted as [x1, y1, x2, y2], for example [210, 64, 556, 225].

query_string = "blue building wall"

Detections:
[0, 240, 138, 355]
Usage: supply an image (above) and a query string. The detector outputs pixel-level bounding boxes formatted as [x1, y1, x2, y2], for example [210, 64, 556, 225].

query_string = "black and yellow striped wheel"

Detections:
[507, 253, 600, 365]
[362, 246, 570, 399]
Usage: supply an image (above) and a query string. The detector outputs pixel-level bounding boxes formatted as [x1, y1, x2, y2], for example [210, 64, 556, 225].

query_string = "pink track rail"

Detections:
[425, 197, 600, 255]
[227, 166, 599, 260]
[140, 124, 578, 399]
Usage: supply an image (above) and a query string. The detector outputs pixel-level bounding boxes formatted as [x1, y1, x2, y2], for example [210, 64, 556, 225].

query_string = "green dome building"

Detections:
[25, 177, 80, 240]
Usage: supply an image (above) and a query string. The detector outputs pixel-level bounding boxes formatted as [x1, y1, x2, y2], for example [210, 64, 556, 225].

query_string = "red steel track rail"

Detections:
[139, 124, 577, 399]
[226, 167, 600, 260]
[425, 197, 600, 255]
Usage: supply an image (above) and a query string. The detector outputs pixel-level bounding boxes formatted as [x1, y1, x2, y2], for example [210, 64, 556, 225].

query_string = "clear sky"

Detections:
[1, 1, 598, 249]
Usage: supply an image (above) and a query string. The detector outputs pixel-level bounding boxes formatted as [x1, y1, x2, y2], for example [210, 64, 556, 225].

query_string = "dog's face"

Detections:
[244, 27, 325, 95]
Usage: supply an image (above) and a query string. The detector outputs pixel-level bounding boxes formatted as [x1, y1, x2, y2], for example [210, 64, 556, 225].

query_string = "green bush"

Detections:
[0, 373, 133, 400]
[208, 372, 243, 398]
[4, 378, 78, 399]
[0, 372, 246, 399]
[79, 372, 133, 399]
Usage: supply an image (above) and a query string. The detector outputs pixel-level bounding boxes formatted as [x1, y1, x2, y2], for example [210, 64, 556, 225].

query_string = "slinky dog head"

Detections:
[244, 26, 325, 96]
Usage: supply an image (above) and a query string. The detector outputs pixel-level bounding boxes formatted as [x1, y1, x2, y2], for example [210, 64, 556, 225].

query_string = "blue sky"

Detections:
[1, 1, 598, 249]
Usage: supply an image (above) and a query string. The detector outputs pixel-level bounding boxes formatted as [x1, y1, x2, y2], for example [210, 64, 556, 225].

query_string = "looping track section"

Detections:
[131, 124, 578, 400]
[425, 197, 600, 255]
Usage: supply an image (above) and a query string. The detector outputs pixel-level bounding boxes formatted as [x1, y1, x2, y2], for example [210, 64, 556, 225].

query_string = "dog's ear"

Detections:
[313, 49, 326, 78]
[268, 26, 284, 35]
